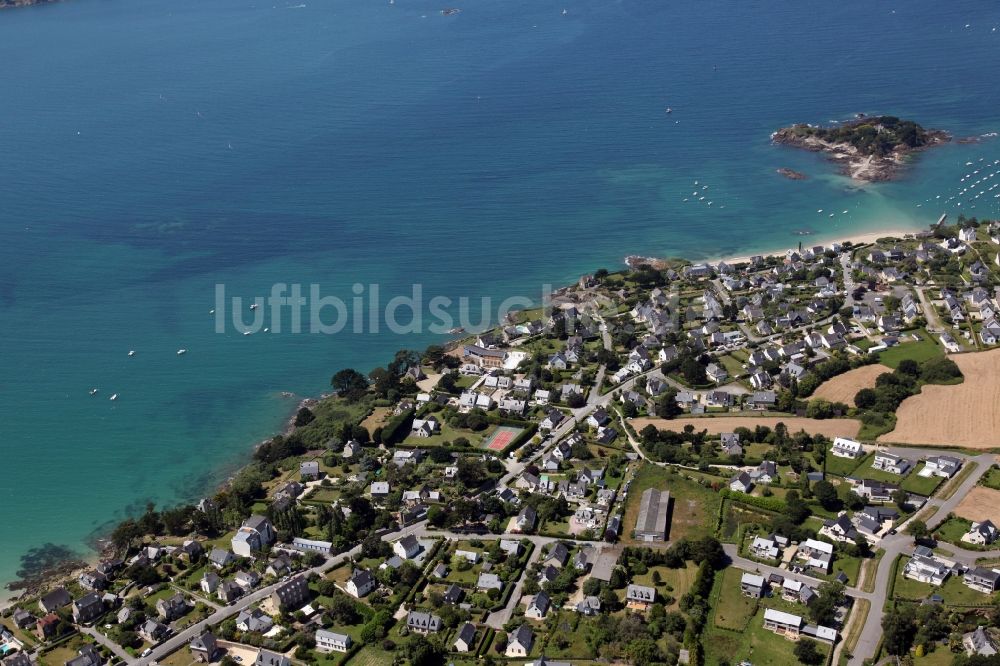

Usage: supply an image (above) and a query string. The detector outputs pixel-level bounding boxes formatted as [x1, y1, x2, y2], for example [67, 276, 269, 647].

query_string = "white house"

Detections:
[872, 452, 911, 476]
[797, 539, 833, 573]
[831, 437, 863, 459]
[392, 535, 422, 560]
[506, 625, 534, 658]
[345, 570, 376, 598]
[963, 520, 999, 546]
[922, 456, 962, 479]
[315, 630, 351, 653]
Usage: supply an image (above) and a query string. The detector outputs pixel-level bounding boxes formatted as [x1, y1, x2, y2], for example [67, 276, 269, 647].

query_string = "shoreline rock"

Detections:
[777, 167, 808, 180]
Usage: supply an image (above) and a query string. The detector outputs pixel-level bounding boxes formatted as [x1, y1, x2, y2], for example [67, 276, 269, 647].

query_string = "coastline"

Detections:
[707, 225, 923, 265]
[2, 391, 313, 608]
[1, 218, 931, 606]
[625, 223, 927, 270]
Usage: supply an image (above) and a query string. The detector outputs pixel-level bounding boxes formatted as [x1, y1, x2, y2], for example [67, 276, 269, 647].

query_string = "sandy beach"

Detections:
[707, 226, 923, 265]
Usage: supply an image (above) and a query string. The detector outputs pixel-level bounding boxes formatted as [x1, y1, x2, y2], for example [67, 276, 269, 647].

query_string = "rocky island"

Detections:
[772, 115, 950, 182]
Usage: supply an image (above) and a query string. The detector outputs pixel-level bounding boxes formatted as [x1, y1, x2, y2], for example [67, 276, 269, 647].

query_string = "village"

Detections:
[6, 217, 1000, 666]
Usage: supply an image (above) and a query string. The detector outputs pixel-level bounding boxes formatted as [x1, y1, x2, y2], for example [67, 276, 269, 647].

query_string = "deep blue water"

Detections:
[2, 0, 1000, 589]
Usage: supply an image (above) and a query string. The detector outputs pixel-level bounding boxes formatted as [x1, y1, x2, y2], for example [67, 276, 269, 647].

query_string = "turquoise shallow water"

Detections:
[2, 0, 1000, 589]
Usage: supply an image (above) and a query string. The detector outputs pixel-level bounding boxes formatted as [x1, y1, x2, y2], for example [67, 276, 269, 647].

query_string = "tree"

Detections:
[893, 488, 910, 513]
[793, 638, 824, 665]
[657, 389, 682, 419]
[854, 388, 877, 409]
[293, 407, 315, 427]
[906, 519, 929, 542]
[330, 369, 368, 401]
[897, 358, 920, 377]
[808, 582, 844, 626]
[920, 357, 962, 383]
[813, 480, 839, 511]
[881, 606, 917, 656]
[404, 635, 441, 666]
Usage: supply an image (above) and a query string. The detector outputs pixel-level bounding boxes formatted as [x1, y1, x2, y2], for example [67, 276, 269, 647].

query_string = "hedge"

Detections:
[380, 408, 414, 445]
[718, 489, 787, 513]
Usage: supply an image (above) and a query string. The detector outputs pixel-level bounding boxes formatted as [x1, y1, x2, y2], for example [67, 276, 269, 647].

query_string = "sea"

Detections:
[2, 0, 1000, 591]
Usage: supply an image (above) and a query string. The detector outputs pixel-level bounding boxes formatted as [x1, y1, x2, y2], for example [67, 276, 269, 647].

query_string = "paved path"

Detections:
[135, 521, 428, 666]
[81, 626, 137, 665]
[715, 445, 994, 666]
[484, 542, 544, 630]
[846, 450, 994, 665]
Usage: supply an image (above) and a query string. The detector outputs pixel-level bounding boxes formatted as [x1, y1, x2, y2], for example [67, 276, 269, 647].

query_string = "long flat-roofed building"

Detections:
[634, 488, 671, 542]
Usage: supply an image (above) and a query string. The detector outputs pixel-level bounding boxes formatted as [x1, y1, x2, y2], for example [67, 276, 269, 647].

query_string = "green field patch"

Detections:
[878, 330, 943, 369]
[622, 464, 721, 544]
[900, 464, 945, 496]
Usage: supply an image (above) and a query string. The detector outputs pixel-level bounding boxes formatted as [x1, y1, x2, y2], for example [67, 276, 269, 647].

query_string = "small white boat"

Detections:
[263, 327, 270, 332]
[250, 303, 259, 310]
[665, 107, 672, 114]
[243, 331, 252, 336]
[89, 388, 99, 396]
[210, 309, 215, 315]
[562, 8, 567, 15]
[109, 394, 118, 401]
[128, 350, 136, 357]
[177, 349, 187, 355]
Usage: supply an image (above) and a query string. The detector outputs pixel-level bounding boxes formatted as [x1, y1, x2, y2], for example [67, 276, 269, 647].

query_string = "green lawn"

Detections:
[348, 645, 394, 666]
[878, 330, 943, 369]
[718, 354, 746, 379]
[720, 501, 776, 543]
[893, 557, 998, 605]
[979, 465, 1000, 491]
[402, 421, 488, 448]
[825, 452, 871, 479]
[856, 460, 912, 485]
[901, 465, 945, 496]
[704, 605, 829, 666]
[829, 554, 863, 587]
[535, 613, 598, 660]
[622, 464, 722, 544]
[631, 562, 699, 610]
[713, 567, 758, 631]
[934, 517, 980, 549]
[913, 646, 960, 666]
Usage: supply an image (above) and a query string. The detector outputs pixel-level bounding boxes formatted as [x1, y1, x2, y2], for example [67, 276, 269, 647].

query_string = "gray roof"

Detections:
[455, 622, 476, 646]
[635, 487, 671, 538]
[406, 610, 442, 632]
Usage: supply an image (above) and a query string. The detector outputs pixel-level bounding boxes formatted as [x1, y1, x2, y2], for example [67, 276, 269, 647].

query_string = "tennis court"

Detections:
[482, 425, 524, 451]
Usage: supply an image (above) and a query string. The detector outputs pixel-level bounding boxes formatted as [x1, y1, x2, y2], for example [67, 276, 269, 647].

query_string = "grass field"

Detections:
[979, 465, 1000, 490]
[856, 460, 913, 485]
[403, 420, 487, 448]
[934, 517, 977, 548]
[893, 557, 996, 605]
[825, 451, 872, 478]
[877, 330, 943, 369]
[348, 646, 394, 666]
[631, 562, 699, 610]
[621, 464, 721, 544]
[880, 349, 1000, 448]
[704, 603, 829, 666]
[913, 646, 960, 666]
[713, 567, 758, 631]
[900, 464, 945, 496]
